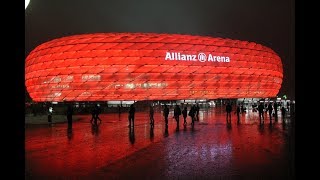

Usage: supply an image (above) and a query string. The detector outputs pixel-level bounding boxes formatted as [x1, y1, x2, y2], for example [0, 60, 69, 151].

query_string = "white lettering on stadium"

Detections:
[165, 52, 196, 61]
[165, 52, 230, 63]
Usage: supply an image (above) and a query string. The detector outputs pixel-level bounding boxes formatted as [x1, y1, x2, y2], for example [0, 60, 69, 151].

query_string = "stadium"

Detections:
[25, 33, 283, 102]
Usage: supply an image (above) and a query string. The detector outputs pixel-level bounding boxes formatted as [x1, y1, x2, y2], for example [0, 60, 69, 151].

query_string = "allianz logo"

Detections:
[165, 52, 230, 63]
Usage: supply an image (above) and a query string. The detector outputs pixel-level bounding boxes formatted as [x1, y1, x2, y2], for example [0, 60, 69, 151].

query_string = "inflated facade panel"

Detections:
[25, 33, 283, 101]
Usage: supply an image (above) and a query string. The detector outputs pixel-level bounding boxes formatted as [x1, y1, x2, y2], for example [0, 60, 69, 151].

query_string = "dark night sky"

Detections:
[25, 0, 295, 99]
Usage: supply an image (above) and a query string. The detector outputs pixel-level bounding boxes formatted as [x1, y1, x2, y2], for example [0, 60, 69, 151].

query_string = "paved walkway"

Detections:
[25, 106, 295, 179]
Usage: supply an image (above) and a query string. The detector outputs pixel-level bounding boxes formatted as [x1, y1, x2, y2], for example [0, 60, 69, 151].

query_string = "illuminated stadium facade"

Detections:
[25, 33, 283, 102]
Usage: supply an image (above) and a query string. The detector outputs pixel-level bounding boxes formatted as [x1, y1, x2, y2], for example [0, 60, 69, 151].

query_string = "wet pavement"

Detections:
[25, 106, 295, 179]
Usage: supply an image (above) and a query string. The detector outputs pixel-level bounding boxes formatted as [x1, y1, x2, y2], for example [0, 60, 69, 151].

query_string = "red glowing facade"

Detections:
[25, 33, 283, 101]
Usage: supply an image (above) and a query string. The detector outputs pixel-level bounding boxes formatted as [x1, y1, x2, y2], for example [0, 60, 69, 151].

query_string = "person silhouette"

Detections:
[163, 104, 169, 128]
[90, 104, 101, 125]
[236, 104, 241, 124]
[189, 105, 196, 128]
[182, 107, 188, 126]
[149, 104, 155, 128]
[241, 104, 245, 113]
[226, 102, 232, 123]
[90, 105, 95, 124]
[174, 104, 181, 130]
[95, 104, 102, 124]
[267, 103, 273, 124]
[258, 103, 265, 124]
[128, 104, 135, 128]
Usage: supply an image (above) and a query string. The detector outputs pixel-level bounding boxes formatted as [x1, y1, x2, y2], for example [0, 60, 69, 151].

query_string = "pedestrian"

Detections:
[149, 104, 154, 127]
[258, 103, 264, 124]
[241, 104, 245, 113]
[226, 102, 232, 123]
[274, 102, 278, 121]
[128, 104, 135, 128]
[174, 104, 181, 130]
[236, 104, 241, 124]
[268, 103, 273, 123]
[91, 104, 101, 125]
[189, 105, 196, 128]
[90, 105, 96, 124]
[163, 104, 169, 128]
[182, 106, 188, 126]
[281, 106, 286, 121]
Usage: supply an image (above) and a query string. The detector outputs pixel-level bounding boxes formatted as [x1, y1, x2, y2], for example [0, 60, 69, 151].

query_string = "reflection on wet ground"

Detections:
[25, 106, 294, 179]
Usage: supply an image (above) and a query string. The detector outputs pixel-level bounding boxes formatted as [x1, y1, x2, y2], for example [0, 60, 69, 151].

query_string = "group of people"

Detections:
[88, 103, 201, 130]
[226, 103, 243, 124]
[122, 103, 203, 131]
[154, 104, 201, 130]
[47, 101, 290, 130]
[47, 104, 74, 128]
[46, 104, 101, 127]
[226, 102, 288, 125]
[257, 102, 287, 124]
[127, 103, 201, 131]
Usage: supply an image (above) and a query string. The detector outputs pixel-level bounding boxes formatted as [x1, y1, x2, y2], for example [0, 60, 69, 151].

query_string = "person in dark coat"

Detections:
[189, 105, 196, 128]
[267, 103, 273, 124]
[149, 105, 154, 128]
[128, 104, 136, 128]
[182, 107, 188, 126]
[174, 105, 182, 130]
[90, 105, 96, 124]
[258, 103, 264, 124]
[163, 105, 169, 127]
[236, 104, 241, 124]
[91, 104, 102, 125]
[281, 106, 286, 122]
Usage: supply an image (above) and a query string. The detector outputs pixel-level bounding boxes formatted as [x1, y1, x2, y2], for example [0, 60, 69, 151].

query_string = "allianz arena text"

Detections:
[25, 33, 283, 102]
